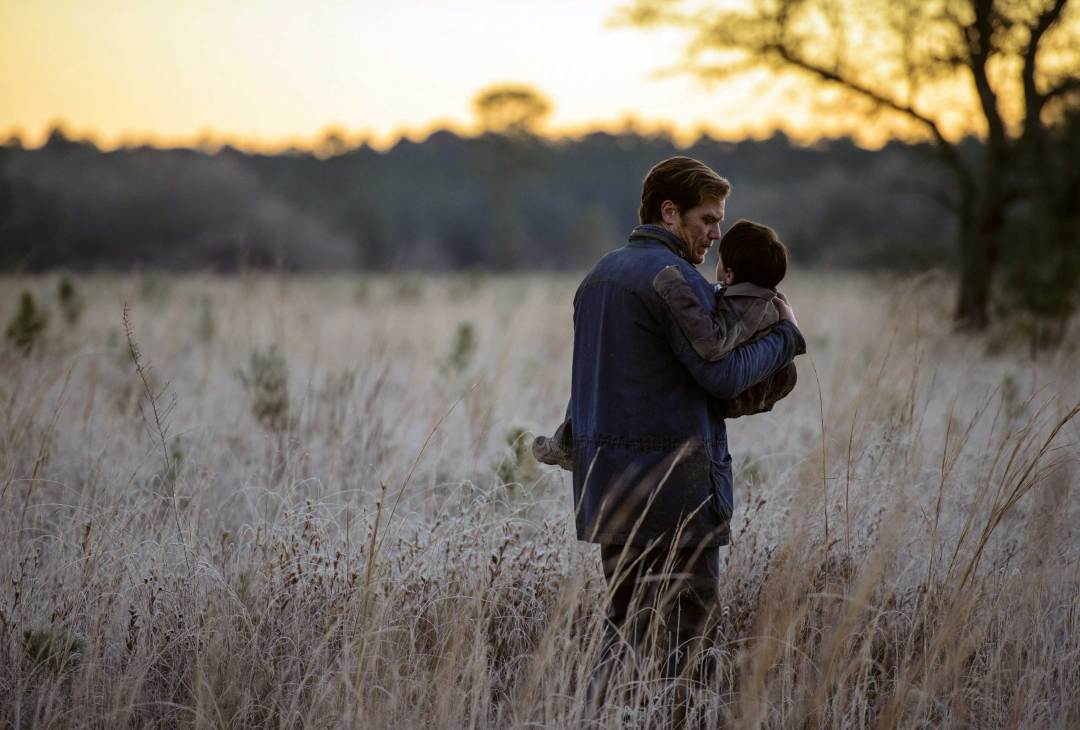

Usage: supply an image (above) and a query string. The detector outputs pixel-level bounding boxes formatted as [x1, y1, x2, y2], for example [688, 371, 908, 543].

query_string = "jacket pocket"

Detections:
[709, 453, 734, 522]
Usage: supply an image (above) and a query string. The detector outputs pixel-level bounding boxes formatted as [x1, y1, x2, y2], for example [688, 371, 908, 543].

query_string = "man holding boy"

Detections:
[567, 156, 805, 697]
[653, 218, 800, 418]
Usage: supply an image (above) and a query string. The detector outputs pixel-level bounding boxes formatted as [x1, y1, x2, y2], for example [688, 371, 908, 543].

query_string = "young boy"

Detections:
[533, 219, 798, 470]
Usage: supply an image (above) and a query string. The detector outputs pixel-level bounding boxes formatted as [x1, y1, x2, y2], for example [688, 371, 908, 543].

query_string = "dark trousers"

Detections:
[589, 542, 721, 706]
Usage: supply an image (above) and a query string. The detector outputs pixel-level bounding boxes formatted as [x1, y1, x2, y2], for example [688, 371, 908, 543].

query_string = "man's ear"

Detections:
[723, 268, 736, 285]
[660, 200, 679, 226]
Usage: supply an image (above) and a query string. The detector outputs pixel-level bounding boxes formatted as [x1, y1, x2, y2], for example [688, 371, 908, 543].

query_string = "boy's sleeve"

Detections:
[653, 266, 755, 361]
[719, 362, 799, 418]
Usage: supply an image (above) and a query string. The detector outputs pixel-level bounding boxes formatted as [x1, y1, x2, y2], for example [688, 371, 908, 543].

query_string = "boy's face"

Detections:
[716, 262, 736, 285]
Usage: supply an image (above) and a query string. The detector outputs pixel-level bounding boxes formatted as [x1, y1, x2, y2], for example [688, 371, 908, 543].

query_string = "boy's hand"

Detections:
[774, 291, 798, 328]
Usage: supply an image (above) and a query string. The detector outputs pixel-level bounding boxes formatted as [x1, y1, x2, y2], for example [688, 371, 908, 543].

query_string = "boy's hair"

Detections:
[719, 219, 788, 289]
[638, 156, 731, 224]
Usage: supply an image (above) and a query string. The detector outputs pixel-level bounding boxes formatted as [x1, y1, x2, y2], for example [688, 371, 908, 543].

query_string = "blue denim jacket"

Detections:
[570, 225, 806, 547]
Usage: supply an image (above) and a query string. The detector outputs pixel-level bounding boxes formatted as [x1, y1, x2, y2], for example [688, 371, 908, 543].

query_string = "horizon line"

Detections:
[5, 117, 947, 156]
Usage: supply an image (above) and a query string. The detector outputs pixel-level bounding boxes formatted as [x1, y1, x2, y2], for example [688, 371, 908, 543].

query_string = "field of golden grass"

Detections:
[2, 271, 1078, 728]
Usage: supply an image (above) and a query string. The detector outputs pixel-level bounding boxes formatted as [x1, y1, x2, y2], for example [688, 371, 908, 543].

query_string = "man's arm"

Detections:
[665, 314, 806, 401]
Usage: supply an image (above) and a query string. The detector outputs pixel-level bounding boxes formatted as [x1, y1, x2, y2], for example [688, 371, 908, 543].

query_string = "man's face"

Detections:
[661, 198, 725, 266]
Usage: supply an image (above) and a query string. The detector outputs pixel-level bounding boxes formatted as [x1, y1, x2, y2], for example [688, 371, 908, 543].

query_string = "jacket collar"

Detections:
[628, 224, 692, 263]
[720, 281, 777, 299]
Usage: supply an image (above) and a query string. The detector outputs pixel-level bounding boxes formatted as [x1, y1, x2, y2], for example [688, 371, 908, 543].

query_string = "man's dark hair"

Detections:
[719, 219, 788, 289]
[638, 156, 732, 224]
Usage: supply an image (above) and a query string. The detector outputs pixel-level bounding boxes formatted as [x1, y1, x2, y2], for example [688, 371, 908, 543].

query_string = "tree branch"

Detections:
[763, 43, 974, 195]
[966, 0, 1008, 150]
[1022, 0, 1069, 128]
[1044, 75, 1080, 103]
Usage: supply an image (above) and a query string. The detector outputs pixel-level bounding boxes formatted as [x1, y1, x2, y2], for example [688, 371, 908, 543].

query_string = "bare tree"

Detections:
[619, 0, 1080, 329]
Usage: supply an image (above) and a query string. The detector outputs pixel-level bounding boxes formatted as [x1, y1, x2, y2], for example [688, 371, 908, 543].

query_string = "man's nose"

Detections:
[709, 224, 721, 240]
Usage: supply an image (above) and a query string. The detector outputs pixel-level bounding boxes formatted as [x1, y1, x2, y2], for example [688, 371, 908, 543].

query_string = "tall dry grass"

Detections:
[1, 271, 1078, 728]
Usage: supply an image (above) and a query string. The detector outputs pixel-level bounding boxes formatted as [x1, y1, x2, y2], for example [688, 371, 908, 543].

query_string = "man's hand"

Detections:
[773, 291, 798, 328]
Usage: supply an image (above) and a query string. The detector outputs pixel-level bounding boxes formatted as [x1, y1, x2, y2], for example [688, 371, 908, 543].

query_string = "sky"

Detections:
[1, 0, 923, 151]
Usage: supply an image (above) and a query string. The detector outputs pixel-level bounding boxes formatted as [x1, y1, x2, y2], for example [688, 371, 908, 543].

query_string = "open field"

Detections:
[2, 271, 1079, 728]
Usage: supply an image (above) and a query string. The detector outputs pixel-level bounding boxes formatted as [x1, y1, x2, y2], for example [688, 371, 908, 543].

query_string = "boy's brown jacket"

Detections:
[653, 267, 799, 418]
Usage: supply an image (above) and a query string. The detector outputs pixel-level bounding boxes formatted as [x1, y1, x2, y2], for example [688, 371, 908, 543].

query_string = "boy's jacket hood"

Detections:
[720, 282, 777, 300]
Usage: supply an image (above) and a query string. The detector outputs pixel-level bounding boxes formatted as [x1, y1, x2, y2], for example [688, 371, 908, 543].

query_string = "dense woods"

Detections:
[1, 128, 958, 274]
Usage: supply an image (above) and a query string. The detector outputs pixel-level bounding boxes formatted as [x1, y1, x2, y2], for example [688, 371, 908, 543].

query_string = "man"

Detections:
[569, 157, 805, 699]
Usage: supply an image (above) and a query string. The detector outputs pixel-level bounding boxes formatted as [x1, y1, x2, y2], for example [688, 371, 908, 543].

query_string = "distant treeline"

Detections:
[0, 129, 965, 273]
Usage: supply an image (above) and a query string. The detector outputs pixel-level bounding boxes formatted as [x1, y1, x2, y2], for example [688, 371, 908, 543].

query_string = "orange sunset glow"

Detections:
[0, 0, 985, 151]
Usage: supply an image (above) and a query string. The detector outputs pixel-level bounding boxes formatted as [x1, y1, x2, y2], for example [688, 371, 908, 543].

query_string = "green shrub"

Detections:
[446, 321, 476, 373]
[997, 110, 1080, 352]
[23, 627, 83, 674]
[197, 294, 216, 343]
[5, 290, 48, 353]
[57, 275, 84, 326]
[494, 425, 539, 488]
[238, 345, 290, 431]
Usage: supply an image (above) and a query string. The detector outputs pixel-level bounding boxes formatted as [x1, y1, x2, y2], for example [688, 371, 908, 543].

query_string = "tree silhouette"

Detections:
[619, 0, 1080, 329]
[472, 84, 552, 137]
[316, 125, 350, 158]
